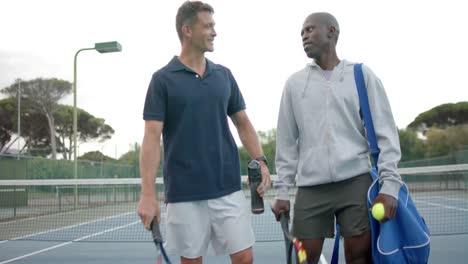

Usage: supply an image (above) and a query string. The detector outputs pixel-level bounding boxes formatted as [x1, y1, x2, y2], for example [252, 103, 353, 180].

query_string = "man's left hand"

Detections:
[372, 193, 398, 223]
[257, 162, 271, 197]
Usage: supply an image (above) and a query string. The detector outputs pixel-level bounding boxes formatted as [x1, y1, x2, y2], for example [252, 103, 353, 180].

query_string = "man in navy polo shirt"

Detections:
[137, 2, 271, 264]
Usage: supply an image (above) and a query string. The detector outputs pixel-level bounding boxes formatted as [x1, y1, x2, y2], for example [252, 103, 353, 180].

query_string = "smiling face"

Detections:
[175, 1, 215, 53]
[187, 11, 217, 53]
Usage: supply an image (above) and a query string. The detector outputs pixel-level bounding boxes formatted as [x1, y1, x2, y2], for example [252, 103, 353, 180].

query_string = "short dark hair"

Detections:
[308, 12, 340, 43]
[176, 1, 214, 41]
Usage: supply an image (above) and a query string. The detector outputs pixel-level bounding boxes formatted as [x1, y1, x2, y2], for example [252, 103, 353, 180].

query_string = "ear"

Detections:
[328, 26, 336, 38]
[182, 24, 192, 39]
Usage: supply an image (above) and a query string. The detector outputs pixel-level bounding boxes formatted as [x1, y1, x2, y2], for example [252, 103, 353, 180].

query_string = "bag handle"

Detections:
[367, 175, 410, 207]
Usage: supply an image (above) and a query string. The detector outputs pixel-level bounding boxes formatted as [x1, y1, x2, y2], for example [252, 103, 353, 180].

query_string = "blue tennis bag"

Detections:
[355, 63, 430, 263]
[367, 167, 430, 263]
[331, 63, 431, 264]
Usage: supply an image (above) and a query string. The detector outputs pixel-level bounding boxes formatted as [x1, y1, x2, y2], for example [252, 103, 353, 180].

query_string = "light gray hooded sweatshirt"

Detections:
[275, 60, 402, 201]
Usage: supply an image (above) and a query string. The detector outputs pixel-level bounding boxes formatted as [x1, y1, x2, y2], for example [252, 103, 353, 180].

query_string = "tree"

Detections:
[408, 102, 468, 130]
[0, 98, 114, 159]
[119, 143, 142, 179]
[0, 98, 15, 151]
[1, 78, 72, 159]
[238, 129, 277, 175]
[55, 105, 115, 160]
[119, 143, 140, 165]
[258, 129, 276, 174]
[398, 128, 424, 161]
[405, 102, 468, 158]
[425, 125, 468, 157]
[0, 97, 51, 156]
[79, 151, 116, 162]
[119, 143, 165, 177]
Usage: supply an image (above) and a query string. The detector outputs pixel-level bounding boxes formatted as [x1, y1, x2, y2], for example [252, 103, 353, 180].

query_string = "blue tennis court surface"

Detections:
[1, 164, 467, 263]
[1, 205, 467, 264]
[1, 235, 467, 263]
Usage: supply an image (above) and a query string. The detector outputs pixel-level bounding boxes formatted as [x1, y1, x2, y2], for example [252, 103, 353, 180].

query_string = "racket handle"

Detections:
[279, 212, 287, 222]
[150, 216, 163, 243]
[248, 160, 264, 214]
[279, 212, 289, 230]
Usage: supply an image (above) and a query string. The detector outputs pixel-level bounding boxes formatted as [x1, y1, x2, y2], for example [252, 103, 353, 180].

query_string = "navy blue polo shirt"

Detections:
[143, 56, 246, 203]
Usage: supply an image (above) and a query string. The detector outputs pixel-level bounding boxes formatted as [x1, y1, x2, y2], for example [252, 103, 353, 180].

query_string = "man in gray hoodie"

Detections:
[271, 12, 403, 264]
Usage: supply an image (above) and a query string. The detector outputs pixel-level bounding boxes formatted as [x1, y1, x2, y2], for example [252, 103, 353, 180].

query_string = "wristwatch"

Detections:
[255, 155, 268, 165]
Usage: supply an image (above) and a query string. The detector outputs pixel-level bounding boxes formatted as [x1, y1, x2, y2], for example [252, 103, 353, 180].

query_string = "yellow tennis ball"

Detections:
[372, 202, 385, 221]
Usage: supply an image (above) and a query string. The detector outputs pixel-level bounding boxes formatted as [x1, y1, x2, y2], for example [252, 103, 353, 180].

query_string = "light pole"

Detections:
[16, 79, 21, 160]
[73, 41, 122, 208]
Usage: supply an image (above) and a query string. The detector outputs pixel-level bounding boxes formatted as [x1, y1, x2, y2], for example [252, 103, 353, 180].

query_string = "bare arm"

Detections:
[231, 110, 263, 158]
[137, 120, 163, 229]
[231, 110, 271, 195]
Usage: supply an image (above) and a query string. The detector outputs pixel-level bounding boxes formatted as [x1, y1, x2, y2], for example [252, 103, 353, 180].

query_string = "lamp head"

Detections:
[95, 41, 122, 53]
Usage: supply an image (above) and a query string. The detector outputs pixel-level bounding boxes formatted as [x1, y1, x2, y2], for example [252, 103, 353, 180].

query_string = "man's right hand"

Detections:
[271, 199, 291, 221]
[137, 194, 160, 230]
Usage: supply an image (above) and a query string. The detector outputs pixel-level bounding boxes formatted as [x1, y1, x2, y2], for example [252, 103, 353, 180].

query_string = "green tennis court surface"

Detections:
[1, 164, 467, 263]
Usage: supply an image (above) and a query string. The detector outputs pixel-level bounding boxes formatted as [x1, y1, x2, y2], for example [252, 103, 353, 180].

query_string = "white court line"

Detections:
[72, 220, 139, 242]
[320, 254, 328, 264]
[0, 242, 74, 264]
[426, 196, 468, 203]
[0, 220, 139, 264]
[0, 240, 8, 244]
[415, 200, 468, 212]
[9, 211, 135, 241]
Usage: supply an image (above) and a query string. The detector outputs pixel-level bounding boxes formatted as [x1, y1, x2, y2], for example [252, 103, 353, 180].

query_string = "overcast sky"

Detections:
[1, 0, 467, 158]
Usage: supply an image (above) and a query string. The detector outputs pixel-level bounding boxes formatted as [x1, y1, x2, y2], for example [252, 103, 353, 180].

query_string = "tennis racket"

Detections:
[279, 212, 307, 264]
[151, 217, 172, 264]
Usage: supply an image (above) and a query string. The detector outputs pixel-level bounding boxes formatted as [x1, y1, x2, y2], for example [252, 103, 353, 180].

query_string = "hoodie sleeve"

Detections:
[363, 64, 403, 199]
[274, 78, 300, 201]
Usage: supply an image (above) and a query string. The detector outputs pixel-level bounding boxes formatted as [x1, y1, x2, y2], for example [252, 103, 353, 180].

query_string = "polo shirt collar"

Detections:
[166, 56, 186, 72]
[166, 56, 218, 76]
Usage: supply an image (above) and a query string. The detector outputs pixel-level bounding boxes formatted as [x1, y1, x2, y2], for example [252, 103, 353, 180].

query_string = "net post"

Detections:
[13, 186, 17, 218]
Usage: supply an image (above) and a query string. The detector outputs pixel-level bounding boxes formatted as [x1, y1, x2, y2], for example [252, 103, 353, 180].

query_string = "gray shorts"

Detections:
[165, 190, 254, 258]
[292, 173, 372, 239]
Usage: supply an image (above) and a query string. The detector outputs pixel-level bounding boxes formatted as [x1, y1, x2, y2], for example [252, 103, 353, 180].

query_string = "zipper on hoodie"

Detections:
[325, 79, 335, 181]
[318, 67, 335, 182]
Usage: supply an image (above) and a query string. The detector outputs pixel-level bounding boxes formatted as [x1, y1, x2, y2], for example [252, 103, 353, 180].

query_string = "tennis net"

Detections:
[0, 164, 467, 242]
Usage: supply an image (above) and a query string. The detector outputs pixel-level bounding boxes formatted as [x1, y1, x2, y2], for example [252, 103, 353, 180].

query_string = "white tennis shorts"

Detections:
[164, 190, 255, 258]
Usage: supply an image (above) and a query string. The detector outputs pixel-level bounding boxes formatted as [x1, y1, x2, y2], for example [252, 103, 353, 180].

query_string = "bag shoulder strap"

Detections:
[331, 225, 340, 264]
[354, 63, 380, 167]
[331, 63, 380, 264]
